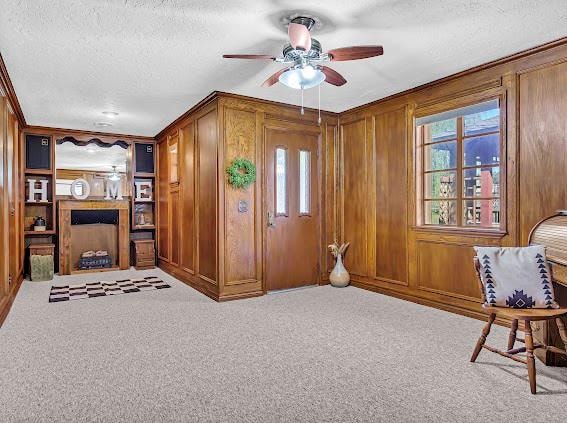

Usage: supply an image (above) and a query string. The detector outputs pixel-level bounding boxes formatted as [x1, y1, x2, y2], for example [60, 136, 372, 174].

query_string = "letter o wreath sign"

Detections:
[70, 178, 91, 200]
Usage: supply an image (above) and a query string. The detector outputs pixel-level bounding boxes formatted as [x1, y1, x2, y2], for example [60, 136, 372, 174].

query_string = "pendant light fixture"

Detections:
[108, 166, 121, 182]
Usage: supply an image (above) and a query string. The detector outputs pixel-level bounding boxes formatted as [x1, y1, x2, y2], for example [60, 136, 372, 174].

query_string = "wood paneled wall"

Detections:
[156, 93, 338, 301]
[157, 100, 220, 299]
[518, 60, 567, 245]
[197, 108, 218, 284]
[3, 39, 566, 321]
[338, 40, 567, 320]
[0, 89, 24, 326]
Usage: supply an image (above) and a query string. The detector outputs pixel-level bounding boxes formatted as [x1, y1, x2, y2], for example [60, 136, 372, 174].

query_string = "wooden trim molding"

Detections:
[345, 36, 567, 115]
[25, 125, 153, 142]
[158, 260, 263, 302]
[56, 136, 130, 148]
[155, 92, 219, 140]
[58, 200, 130, 275]
[0, 272, 23, 328]
[156, 91, 338, 140]
[0, 52, 26, 127]
[350, 278, 513, 327]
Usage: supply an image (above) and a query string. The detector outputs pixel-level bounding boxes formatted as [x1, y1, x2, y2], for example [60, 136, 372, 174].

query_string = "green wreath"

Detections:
[226, 158, 256, 189]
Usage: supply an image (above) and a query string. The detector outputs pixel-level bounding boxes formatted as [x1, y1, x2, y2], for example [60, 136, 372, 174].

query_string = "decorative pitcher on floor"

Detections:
[328, 241, 350, 287]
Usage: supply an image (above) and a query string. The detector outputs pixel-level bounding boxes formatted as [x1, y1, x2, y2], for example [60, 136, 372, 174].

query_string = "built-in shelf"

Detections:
[24, 230, 56, 236]
[132, 143, 156, 235]
[24, 168, 53, 175]
[133, 225, 155, 230]
[24, 134, 57, 248]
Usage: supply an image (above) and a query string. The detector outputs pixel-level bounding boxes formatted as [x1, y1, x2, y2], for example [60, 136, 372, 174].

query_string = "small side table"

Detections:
[29, 243, 55, 257]
[28, 243, 55, 281]
[131, 239, 155, 270]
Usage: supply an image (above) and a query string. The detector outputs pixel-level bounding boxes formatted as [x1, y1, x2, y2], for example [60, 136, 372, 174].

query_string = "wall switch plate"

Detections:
[238, 200, 248, 213]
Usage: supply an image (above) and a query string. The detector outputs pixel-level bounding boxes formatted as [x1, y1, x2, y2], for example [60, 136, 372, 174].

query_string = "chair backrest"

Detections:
[473, 256, 487, 304]
[473, 251, 558, 306]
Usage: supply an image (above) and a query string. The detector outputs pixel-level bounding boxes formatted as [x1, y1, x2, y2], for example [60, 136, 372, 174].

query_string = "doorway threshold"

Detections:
[267, 284, 318, 295]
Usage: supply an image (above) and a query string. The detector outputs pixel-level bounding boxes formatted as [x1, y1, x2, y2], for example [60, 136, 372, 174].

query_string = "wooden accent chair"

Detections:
[470, 257, 567, 394]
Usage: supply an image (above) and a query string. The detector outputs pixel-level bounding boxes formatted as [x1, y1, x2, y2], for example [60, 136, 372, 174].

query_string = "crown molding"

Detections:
[0, 51, 26, 126]
[155, 90, 338, 140]
[343, 36, 567, 115]
[25, 125, 155, 142]
[155, 91, 219, 140]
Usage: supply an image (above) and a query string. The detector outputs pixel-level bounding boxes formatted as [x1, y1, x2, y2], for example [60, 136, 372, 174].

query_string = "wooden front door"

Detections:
[265, 125, 320, 291]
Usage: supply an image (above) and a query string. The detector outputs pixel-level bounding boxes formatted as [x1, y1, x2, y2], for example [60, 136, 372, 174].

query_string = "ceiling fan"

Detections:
[223, 16, 384, 90]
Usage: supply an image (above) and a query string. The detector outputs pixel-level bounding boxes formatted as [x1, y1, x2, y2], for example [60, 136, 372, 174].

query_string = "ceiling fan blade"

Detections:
[288, 22, 312, 51]
[320, 66, 347, 86]
[223, 54, 276, 60]
[262, 68, 287, 87]
[327, 46, 384, 61]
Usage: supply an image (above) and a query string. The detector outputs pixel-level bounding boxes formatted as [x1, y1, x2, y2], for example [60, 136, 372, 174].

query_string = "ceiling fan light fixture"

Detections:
[94, 122, 112, 128]
[278, 65, 325, 89]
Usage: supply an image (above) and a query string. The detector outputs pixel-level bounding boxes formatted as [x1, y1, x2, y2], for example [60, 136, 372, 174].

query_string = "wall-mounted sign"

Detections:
[27, 176, 152, 202]
[27, 176, 124, 201]
[134, 180, 153, 202]
[27, 179, 49, 203]
[104, 179, 123, 200]
[238, 199, 248, 213]
[70, 178, 91, 200]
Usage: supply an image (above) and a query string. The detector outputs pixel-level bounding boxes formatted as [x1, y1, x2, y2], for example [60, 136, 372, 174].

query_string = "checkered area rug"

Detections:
[49, 276, 171, 302]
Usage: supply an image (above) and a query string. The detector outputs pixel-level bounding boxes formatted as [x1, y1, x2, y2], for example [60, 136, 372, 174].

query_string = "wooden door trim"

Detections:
[262, 122, 323, 293]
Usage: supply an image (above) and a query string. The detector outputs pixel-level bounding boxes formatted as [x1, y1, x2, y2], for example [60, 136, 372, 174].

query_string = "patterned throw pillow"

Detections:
[474, 246, 559, 309]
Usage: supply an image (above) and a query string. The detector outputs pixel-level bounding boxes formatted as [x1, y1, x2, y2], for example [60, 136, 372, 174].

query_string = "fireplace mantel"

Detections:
[58, 200, 130, 274]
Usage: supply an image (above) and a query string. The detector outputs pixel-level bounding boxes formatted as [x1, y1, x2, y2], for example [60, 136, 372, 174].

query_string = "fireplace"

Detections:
[58, 200, 129, 274]
[71, 210, 118, 270]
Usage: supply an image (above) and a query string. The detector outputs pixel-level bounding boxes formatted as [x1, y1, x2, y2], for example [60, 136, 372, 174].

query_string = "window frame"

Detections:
[298, 149, 312, 216]
[415, 93, 506, 232]
[274, 145, 289, 217]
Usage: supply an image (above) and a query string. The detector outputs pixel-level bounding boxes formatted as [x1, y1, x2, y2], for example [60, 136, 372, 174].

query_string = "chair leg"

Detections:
[471, 313, 496, 362]
[524, 319, 537, 394]
[556, 317, 567, 353]
[508, 319, 518, 351]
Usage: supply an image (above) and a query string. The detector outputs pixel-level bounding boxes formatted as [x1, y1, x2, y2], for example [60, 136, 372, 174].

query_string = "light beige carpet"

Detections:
[1, 268, 567, 422]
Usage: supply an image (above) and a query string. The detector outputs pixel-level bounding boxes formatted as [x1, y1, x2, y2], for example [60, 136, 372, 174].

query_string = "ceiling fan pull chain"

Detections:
[301, 87, 305, 115]
[318, 83, 321, 125]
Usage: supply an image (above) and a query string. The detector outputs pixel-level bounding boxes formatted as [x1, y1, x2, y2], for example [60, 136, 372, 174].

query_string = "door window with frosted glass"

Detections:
[275, 147, 287, 216]
[299, 150, 311, 215]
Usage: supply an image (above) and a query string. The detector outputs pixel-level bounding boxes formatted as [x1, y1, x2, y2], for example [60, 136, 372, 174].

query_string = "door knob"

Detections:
[267, 211, 275, 227]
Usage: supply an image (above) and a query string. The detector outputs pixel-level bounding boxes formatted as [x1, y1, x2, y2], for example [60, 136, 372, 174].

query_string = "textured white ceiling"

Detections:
[1, 1, 566, 136]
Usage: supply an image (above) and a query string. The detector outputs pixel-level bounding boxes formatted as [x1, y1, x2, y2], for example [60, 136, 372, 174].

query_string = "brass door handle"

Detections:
[267, 211, 275, 227]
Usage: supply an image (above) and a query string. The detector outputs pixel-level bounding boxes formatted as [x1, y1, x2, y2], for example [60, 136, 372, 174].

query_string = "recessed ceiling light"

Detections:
[94, 122, 113, 128]
[102, 111, 119, 118]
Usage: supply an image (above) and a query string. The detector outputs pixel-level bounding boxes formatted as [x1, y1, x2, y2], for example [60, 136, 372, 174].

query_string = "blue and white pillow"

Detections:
[474, 246, 559, 309]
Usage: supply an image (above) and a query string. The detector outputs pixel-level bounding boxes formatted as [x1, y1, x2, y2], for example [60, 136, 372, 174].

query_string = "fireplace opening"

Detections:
[71, 210, 118, 225]
[70, 210, 119, 270]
